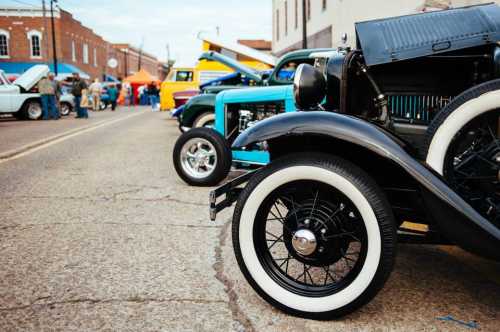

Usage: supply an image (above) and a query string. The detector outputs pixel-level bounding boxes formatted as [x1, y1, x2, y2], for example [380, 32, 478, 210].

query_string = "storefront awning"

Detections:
[0, 62, 90, 80]
[104, 74, 119, 82]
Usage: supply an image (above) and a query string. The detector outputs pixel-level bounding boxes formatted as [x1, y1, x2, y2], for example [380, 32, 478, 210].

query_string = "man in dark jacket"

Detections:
[147, 81, 159, 111]
[71, 73, 88, 118]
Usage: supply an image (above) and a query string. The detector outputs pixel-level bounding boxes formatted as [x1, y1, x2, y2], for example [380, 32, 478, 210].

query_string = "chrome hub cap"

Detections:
[292, 229, 317, 256]
[180, 138, 217, 179]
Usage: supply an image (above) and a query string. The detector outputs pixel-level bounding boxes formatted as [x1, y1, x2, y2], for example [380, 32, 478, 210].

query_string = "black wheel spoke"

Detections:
[255, 179, 368, 296]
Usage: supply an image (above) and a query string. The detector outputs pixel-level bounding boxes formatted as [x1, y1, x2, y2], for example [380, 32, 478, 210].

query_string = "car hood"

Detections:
[14, 64, 50, 91]
[199, 51, 262, 83]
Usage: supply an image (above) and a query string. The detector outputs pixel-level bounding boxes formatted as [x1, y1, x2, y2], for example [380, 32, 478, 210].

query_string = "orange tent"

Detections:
[120, 69, 160, 105]
[123, 69, 160, 85]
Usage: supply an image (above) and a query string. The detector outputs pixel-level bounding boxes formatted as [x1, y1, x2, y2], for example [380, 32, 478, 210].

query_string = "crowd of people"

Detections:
[36, 72, 159, 120]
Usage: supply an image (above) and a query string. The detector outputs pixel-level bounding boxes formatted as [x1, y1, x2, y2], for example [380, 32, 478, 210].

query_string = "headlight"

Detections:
[293, 63, 326, 109]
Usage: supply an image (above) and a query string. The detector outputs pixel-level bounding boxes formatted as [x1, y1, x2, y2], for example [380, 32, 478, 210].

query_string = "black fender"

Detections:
[233, 111, 500, 248]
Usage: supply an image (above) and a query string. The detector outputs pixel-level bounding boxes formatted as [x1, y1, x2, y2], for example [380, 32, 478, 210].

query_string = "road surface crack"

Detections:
[0, 296, 227, 311]
[213, 220, 255, 332]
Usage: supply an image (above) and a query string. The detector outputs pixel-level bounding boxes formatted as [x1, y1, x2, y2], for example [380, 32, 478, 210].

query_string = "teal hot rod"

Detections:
[173, 50, 338, 186]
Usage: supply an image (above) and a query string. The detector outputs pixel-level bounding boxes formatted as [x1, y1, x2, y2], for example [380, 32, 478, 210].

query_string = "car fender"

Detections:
[180, 93, 216, 127]
[233, 111, 500, 242]
[16, 94, 40, 112]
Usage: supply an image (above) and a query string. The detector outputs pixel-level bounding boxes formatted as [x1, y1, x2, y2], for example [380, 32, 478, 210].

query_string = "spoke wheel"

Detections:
[444, 110, 500, 226]
[232, 153, 396, 319]
[254, 180, 367, 297]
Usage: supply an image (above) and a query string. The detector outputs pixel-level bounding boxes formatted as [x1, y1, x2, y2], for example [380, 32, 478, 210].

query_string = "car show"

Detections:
[1, 0, 500, 331]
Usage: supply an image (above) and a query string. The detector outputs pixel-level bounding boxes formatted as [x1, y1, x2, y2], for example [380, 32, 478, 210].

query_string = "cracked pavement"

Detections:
[0, 107, 499, 331]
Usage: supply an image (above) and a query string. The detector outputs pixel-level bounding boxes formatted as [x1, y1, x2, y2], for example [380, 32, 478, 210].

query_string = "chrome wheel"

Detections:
[60, 103, 71, 116]
[180, 138, 217, 179]
[27, 102, 42, 120]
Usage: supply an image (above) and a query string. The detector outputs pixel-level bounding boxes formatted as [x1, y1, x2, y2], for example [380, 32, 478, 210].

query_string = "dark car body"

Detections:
[211, 3, 500, 257]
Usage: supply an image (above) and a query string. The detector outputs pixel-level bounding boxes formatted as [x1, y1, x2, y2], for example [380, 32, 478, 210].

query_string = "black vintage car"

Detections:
[209, 4, 500, 319]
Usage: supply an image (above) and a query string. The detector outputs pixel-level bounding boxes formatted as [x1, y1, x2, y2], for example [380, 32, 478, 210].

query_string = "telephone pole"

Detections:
[49, 0, 58, 75]
[302, 0, 308, 49]
[41, 0, 50, 63]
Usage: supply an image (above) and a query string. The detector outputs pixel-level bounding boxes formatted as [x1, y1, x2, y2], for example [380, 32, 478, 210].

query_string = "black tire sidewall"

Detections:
[232, 153, 397, 319]
[173, 127, 231, 186]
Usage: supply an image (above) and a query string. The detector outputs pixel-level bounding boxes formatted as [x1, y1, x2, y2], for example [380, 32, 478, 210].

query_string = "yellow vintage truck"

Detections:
[160, 37, 275, 110]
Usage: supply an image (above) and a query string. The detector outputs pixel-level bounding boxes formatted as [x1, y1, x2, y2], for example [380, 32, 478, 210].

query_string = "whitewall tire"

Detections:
[232, 153, 396, 319]
[193, 112, 215, 128]
[426, 87, 500, 174]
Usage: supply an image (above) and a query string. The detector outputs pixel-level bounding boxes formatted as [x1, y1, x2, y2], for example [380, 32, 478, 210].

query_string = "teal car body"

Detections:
[214, 85, 295, 165]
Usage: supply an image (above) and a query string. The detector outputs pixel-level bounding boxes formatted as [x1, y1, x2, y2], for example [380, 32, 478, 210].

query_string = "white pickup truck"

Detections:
[0, 65, 49, 120]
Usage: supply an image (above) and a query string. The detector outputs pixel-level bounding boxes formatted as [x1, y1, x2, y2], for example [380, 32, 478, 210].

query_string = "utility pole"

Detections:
[49, 0, 58, 75]
[41, 0, 50, 64]
[138, 37, 144, 71]
[302, 0, 308, 49]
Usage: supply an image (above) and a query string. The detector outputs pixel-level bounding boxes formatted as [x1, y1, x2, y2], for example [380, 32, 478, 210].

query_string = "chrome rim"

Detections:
[180, 138, 217, 179]
[60, 104, 70, 116]
[28, 103, 42, 119]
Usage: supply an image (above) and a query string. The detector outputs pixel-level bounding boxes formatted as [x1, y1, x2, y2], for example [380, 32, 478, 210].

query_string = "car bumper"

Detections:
[209, 171, 255, 221]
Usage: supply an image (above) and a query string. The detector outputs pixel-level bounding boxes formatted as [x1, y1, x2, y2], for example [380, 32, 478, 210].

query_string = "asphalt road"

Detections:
[0, 107, 499, 331]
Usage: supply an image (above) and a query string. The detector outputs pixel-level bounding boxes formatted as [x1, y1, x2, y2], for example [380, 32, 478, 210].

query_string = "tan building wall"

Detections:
[272, 0, 500, 56]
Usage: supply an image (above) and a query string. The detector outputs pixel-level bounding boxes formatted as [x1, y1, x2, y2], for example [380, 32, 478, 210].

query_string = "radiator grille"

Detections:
[388, 94, 452, 125]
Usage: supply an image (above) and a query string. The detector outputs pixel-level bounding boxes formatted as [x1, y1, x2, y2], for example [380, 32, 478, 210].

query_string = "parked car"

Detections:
[173, 51, 336, 186]
[209, 4, 500, 319]
[0, 65, 48, 120]
[177, 48, 334, 131]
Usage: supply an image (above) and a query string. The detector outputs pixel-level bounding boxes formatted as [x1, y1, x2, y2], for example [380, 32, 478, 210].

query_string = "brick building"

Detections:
[0, 6, 165, 80]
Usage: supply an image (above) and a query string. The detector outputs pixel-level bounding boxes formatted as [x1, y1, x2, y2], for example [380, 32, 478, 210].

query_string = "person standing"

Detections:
[147, 81, 159, 111]
[50, 73, 62, 119]
[107, 83, 119, 111]
[71, 72, 88, 119]
[38, 73, 58, 120]
[89, 78, 102, 112]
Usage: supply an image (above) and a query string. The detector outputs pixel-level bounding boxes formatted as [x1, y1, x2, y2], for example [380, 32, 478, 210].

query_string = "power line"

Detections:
[6, 0, 40, 8]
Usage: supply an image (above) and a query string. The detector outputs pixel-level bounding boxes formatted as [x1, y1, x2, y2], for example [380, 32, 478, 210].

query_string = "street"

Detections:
[0, 107, 499, 331]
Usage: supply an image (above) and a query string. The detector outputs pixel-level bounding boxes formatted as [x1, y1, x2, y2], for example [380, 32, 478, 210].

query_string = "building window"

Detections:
[71, 40, 76, 62]
[307, 0, 311, 21]
[276, 9, 280, 41]
[27, 30, 42, 59]
[284, 1, 288, 36]
[294, 0, 298, 30]
[93, 48, 97, 67]
[83, 43, 89, 64]
[322, 0, 327, 11]
[0, 29, 9, 58]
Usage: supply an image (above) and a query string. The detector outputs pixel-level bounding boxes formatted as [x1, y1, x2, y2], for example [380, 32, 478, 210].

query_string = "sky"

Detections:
[6, 0, 273, 66]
